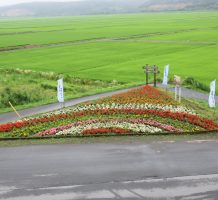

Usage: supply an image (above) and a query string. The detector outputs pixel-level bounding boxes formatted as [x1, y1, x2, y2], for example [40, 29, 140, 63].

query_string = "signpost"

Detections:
[57, 78, 65, 108]
[143, 64, 159, 87]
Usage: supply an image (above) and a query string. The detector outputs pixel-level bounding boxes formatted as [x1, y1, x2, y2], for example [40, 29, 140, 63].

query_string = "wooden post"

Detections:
[154, 65, 157, 87]
[144, 64, 149, 85]
[175, 86, 177, 101]
[9, 101, 22, 119]
[179, 87, 182, 103]
[143, 64, 159, 87]
[146, 71, 148, 85]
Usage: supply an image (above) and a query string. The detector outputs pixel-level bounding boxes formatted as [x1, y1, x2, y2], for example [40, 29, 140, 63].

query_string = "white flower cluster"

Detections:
[73, 103, 195, 114]
[56, 122, 162, 136]
[38, 103, 195, 117]
[22, 102, 195, 122]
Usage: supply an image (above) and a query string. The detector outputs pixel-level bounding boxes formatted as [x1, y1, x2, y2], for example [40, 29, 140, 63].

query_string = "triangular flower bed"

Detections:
[0, 86, 217, 138]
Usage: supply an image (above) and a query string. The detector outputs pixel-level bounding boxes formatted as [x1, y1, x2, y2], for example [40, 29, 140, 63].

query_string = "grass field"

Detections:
[0, 12, 217, 111]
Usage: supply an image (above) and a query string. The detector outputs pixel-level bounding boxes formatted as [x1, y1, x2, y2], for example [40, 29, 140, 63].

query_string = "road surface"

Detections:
[1, 140, 218, 199]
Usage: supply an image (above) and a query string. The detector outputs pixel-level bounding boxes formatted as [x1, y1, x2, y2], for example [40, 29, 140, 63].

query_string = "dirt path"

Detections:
[109, 39, 218, 45]
[1, 26, 218, 53]
[158, 84, 218, 101]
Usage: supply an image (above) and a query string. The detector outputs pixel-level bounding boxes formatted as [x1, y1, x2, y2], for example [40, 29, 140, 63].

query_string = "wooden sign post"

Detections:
[143, 64, 159, 87]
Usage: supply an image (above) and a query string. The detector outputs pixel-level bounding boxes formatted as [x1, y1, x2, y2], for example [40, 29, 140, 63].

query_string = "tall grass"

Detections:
[0, 68, 127, 112]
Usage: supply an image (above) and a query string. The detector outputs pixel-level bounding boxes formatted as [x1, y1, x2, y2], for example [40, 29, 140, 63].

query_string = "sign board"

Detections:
[174, 75, 182, 86]
[144, 65, 159, 73]
[209, 80, 216, 108]
[162, 64, 169, 86]
[57, 79, 64, 103]
[143, 65, 159, 87]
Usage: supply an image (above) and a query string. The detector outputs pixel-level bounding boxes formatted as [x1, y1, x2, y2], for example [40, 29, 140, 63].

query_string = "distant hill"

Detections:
[0, 0, 218, 17]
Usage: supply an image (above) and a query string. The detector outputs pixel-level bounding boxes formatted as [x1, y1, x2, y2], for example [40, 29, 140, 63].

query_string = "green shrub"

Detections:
[184, 77, 210, 92]
[40, 83, 57, 91]
[0, 87, 43, 107]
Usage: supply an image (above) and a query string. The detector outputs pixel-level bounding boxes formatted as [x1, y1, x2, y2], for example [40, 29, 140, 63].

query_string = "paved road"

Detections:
[158, 84, 218, 102]
[1, 141, 218, 199]
[0, 85, 217, 124]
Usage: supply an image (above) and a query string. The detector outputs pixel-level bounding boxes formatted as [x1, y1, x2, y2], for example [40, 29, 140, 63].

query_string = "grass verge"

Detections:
[0, 132, 218, 147]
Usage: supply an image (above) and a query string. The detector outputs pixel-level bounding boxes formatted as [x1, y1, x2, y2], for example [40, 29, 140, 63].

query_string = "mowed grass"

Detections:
[0, 12, 217, 92]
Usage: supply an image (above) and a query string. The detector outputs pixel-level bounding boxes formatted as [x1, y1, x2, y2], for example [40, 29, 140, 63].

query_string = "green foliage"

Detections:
[40, 83, 57, 91]
[0, 87, 43, 107]
[183, 77, 210, 92]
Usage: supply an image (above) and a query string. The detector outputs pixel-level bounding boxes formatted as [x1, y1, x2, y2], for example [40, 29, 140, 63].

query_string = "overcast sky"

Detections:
[0, 0, 85, 7]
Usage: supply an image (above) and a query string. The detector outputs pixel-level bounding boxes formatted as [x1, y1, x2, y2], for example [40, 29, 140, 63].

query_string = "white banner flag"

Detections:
[208, 80, 216, 108]
[162, 64, 169, 85]
[57, 79, 64, 103]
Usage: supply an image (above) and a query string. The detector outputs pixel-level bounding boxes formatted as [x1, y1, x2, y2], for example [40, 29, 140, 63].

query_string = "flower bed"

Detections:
[36, 119, 183, 137]
[0, 85, 217, 138]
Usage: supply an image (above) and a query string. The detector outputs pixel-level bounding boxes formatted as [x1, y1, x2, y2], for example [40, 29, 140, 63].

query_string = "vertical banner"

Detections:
[162, 64, 169, 85]
[57, 78, 64, 103]
[209, 80, 216, 108]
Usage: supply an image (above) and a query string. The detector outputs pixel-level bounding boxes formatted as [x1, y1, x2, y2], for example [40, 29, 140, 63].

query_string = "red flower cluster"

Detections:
[84, 109, 217, 131]
[96, 85, 177, 105]
[82, 128, 130, 135]
[0, 114, 74, 132]
[1, 108, 217, 133]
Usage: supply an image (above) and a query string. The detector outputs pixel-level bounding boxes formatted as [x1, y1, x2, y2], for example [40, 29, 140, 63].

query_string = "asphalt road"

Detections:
[1, 140, 218, 199]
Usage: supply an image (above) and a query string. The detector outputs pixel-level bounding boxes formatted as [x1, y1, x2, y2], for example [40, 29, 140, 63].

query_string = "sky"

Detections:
[0, 0, 85, 7]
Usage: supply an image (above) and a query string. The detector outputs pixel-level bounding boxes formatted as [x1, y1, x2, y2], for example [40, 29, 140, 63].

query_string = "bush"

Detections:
[0, 87, 43, 107]
[40, 83, 57, 91]
[184, 77, 210, 92]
